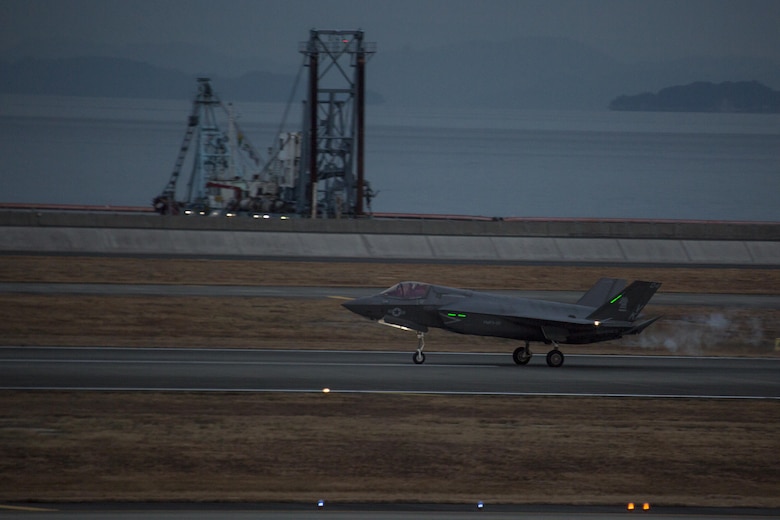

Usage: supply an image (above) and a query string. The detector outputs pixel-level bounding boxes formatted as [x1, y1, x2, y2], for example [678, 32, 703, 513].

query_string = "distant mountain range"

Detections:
[1, 37, 779, 110]
[609, 81, 780, 113]
[0, 56, 308, 102]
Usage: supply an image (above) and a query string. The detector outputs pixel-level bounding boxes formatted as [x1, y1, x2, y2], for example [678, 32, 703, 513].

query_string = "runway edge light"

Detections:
[643, 502, 651, 510]
[627, 502, 635, 510]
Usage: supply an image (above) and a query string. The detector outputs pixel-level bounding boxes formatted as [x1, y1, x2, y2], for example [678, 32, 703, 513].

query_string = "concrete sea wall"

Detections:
[0, 211, 778, 266]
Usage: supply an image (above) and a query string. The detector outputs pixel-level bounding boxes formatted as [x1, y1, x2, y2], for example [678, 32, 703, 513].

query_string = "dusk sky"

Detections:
[1, 0, 779, 219]
[2, 0, 779, 66]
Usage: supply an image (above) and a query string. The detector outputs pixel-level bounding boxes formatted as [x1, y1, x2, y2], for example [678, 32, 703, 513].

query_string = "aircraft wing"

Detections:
[440, 298, 594, 328]
[440, 280, 661, 329]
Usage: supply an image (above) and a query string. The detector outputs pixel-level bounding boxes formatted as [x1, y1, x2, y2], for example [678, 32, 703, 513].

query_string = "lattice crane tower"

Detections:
[153, 78, 264, 215]
[298, 29, 376, 217]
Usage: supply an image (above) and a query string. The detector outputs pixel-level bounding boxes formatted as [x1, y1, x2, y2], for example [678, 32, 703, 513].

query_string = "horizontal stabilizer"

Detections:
[586, 281, 661, 323]
[626, 315, 663, 335]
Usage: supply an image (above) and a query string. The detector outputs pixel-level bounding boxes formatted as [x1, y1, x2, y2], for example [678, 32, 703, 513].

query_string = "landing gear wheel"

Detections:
[412, 332, 426, 364]
[512, 346, 532, 365]
[546, 349, 564, 368]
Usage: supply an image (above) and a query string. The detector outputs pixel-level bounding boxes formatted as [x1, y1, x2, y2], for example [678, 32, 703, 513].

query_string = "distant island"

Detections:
[609, 80, 780, 113]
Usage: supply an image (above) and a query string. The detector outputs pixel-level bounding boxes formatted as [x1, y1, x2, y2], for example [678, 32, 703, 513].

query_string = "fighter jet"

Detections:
[342, 278, 661, 367]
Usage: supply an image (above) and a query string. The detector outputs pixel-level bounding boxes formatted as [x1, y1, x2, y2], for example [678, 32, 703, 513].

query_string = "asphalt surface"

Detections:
[2, 502, 780, 519]
[2, 347, 778, 398]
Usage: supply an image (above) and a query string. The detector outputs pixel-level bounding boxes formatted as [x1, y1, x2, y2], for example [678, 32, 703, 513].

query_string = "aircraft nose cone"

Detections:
[342, 296, 380, 319]
[342, 297, 366, 314]
[341, 300, 359, 312]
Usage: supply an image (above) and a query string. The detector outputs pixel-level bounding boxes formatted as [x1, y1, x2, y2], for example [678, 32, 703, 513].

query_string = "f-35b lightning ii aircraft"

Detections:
[342, 278, 661, 367]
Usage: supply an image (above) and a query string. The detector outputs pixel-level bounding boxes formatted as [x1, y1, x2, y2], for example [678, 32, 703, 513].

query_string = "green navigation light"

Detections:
[447, 313, 467, 318]
[610, 294, 623, 304]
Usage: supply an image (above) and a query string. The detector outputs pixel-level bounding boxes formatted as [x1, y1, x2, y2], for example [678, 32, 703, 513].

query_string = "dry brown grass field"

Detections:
[2, 255, 778, 293]
[1, 255, 779, 506]
[1, 392, 778, 506]
[1, 256, 778, 355]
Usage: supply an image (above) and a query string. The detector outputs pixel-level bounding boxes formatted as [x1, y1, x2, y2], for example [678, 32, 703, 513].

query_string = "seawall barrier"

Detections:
[1, 211, 778, 266]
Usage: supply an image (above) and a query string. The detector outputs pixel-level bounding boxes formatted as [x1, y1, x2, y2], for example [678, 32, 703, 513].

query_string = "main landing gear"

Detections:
[513, 341, 565, 367]
[412, 332, 426, 364]
[545, 348, 564, 368]
[512, 342, 532, 365]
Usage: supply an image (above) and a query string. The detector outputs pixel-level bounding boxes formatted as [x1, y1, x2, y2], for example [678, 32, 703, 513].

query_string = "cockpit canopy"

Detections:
[381, 282, 431, 299]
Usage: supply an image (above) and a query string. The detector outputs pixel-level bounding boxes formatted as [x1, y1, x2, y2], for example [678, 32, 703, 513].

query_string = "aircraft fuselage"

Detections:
[342, 280, 661, 366]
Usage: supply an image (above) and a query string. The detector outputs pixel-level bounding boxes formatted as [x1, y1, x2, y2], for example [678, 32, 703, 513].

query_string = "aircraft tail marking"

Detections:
[576, 278, 627, 307]
[586, 281, 661, 323]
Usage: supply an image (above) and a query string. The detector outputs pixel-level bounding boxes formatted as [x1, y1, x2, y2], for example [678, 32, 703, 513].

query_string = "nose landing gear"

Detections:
[412, 332, 426, 364]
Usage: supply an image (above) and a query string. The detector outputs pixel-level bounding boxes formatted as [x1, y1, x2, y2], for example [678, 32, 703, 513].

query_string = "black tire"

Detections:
[546, 349, 564, 367]
[512, 346, 531, 365]
[412, 351, 426, 364]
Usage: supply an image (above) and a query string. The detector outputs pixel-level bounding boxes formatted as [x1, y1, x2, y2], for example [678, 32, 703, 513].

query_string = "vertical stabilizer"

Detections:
[576, 278, 627, 307]
[586, 281, 661, 322]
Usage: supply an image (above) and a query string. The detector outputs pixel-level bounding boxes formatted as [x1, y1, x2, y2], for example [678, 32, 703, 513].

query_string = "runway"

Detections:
[2, 502, 779, 520]
[3, 347, 779, 399]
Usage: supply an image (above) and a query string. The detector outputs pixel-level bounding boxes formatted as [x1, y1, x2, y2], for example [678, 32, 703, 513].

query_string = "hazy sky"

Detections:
[2, 0, 779, 64]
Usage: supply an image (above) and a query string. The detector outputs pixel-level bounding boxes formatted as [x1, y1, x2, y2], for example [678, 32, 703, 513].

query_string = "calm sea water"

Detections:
[1, 94, 778, 221]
